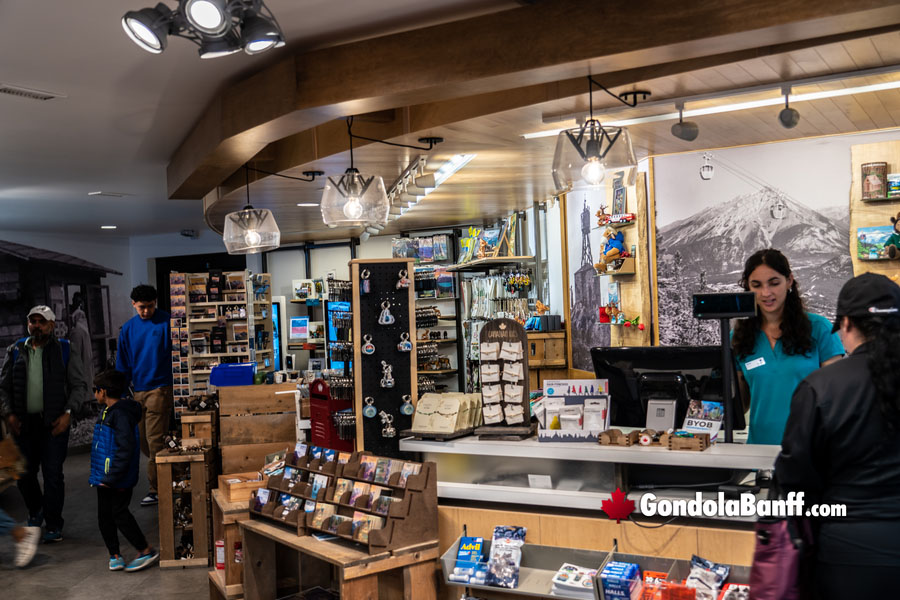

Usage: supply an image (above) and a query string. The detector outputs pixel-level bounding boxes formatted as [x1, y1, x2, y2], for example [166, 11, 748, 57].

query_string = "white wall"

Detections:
[128, 229, 228, 289]
[267, 247, 307, 301]
[0, 229, 133, 333]
[357, 236, 394, 260]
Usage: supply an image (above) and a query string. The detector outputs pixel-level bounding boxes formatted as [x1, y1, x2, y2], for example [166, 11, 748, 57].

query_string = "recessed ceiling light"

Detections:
[296, 203, 318, 207]
[100, 225, 117, 230]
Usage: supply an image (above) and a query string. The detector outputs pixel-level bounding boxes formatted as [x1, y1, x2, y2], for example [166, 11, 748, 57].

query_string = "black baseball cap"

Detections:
[832, 272, 900, 332]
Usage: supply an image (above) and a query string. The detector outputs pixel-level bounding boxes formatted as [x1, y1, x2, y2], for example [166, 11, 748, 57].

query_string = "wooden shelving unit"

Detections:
[446, 255, 534, 272]
[157, 448, 213, 569]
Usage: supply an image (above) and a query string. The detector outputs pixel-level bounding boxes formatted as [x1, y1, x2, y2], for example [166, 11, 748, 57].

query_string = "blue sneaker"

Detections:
[125, 548, 159, 572]
[42, 530, 63, 543]
[27, 513, 43, 527]
[109, 556, 126, 571]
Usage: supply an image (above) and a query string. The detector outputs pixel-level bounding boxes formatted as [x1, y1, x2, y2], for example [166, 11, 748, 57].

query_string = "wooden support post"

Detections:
[402, 561, 437, 600]
[339, 573, 380, 600]
[242, 527, 277, 600]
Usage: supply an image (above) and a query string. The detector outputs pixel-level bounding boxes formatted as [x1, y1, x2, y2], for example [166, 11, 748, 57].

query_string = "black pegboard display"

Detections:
[358, 261, 415, 458]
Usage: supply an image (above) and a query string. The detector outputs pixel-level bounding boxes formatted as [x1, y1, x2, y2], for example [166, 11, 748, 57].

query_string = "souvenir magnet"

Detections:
[396, 269, 410, 289]
[378, 301, 395, 325]
[400, 394, 414, 416]
[363, 397, 377, 418]
[360, 269, 371, 294]
[362, 334, 375, 355]
[397, 332, 412, 352]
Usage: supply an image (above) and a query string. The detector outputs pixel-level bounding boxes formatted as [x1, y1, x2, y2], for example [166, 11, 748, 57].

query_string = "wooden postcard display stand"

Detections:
[350, 258, 418, 457]
[249, 447, 438, 555]
[474, 318, 533, 439]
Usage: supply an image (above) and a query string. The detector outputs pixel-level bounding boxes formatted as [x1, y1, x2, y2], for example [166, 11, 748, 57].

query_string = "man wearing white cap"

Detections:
[0, 305, 88, 543]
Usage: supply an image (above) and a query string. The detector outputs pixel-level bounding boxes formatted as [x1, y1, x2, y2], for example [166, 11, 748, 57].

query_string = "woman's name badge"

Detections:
[745, 357, 766, 370]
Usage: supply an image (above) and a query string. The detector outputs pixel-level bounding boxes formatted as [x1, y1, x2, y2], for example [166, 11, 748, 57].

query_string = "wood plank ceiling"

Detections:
[196, 13, 900, 243]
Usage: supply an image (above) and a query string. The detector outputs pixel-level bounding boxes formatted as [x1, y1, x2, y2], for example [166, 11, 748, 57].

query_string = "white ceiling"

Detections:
[0, 0, 516, 237]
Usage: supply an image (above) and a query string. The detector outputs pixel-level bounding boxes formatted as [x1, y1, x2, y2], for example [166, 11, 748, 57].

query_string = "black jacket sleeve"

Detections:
[103, 411, 135, 487]
[775, 380, 827, 501]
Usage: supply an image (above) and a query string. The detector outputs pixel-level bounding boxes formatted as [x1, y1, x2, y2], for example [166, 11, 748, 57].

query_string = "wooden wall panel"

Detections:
[539, 514, 619, 552]
[696, 527, 756, 566]
[849, 141, 900, 283]
[617, 522, 699, 560]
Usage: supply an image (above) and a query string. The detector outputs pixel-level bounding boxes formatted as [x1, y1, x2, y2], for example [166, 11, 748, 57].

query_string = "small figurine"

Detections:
[535, 300, 549, 315]
[887, 212, 900, 259]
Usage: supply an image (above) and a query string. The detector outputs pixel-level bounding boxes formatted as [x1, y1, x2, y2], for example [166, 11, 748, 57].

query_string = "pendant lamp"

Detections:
[551, 76, 644, 193]
[223, 166, 281, 254]
[321, 118, 389, 228]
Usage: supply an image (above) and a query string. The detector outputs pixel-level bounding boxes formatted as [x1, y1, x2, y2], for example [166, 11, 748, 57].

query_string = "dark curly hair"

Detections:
[732, 249, 812, 359]
[130, 284, 158, 303]
[94, 369, 129, 400]
[848, 315, 900, 434]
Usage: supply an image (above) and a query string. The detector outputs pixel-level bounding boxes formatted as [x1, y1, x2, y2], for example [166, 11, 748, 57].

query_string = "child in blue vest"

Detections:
[89, 370, 159, 571]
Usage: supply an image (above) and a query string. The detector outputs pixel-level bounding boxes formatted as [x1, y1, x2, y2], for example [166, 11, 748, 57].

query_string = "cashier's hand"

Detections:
[51, 412, 71, 436]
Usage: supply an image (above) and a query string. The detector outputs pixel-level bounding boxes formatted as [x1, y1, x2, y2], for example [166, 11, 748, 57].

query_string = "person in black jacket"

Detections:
[0, 305, 88, 543]
[776, 273, 900, 598]
[89, 370, 158, 572]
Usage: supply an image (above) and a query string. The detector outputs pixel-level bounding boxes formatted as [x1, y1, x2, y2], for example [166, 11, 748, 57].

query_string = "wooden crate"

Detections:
[218, 472, 268, 503]
[212, 488, 251, 596]
[527, 332, 567, 368]
[218, 383, 301, 474]
[182, 411, 217, 447]
[157, 448, 214, 569]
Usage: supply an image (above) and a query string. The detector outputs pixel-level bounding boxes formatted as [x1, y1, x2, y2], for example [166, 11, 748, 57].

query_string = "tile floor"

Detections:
[1, 450, 209, 599]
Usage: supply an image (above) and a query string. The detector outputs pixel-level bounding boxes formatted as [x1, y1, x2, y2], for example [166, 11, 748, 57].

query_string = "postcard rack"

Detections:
[248, 445, 437, 554]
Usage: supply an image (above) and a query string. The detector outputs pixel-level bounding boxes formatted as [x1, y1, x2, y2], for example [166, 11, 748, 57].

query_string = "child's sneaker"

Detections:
[109, 556, 126, 571]
[14, 526, 40, 568]
[140, 493, 158, 506]
[42, 530, 63, 543]
[125, 548, 159, 572]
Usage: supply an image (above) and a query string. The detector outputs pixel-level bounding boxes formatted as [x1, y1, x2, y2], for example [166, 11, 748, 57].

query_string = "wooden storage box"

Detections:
[668, 432, 711, 452]
[218, 383, 302, 473]
[527, 332, 566, 367]
[218, 471, 268, 503]
[598, 429, 641, 447]
[181, 411, 217, 447]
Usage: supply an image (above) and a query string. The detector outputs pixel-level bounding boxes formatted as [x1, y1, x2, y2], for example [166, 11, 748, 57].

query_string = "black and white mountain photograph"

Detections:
[651, 131, 900, 346]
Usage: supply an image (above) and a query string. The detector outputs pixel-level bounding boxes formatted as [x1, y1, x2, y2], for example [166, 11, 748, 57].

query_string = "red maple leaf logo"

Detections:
[602, 488, 635, 523]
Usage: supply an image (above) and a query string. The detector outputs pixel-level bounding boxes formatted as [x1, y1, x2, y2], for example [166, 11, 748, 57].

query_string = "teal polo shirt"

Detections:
[735, 313, 844, 445]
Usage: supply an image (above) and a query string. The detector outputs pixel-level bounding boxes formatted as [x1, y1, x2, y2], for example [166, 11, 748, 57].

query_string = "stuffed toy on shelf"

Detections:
[887, 212, 900, 259]
[595, 227, 625, 271]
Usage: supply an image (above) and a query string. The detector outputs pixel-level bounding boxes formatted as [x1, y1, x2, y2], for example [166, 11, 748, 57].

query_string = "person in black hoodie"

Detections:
[89, 370, 158, 572]
[776, 273, 900, 597]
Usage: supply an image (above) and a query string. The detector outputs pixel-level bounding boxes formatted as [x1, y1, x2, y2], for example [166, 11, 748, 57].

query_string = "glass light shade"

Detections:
[551, 121, 636, 193]
[223, 207, 280, 254]
[321, 169, 388, 228]
[183, 0, 229, 36]
[122, 6, 170, 53]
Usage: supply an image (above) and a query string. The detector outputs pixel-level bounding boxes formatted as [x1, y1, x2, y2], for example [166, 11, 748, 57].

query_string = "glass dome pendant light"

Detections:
[222, 166, 281, 254]
[551, 76, 645, 193]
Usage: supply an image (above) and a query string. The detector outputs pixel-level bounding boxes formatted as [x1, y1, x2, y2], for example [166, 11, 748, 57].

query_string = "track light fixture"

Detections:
[551, 76, 647, 192]
[122, 0, 284, 58]
[222, 165, 280, 254]
[778, 86, 800, 129]
[670, 103, 699, 141]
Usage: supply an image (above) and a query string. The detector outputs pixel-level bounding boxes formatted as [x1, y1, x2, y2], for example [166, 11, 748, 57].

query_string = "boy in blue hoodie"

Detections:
[90, 370, 159, 571]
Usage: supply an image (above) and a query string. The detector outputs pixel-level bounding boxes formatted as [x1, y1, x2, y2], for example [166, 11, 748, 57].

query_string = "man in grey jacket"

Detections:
[0, 305, 88, 543]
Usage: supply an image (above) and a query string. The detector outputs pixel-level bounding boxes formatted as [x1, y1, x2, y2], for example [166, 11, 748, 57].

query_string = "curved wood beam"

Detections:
[168, 0, 900, 200]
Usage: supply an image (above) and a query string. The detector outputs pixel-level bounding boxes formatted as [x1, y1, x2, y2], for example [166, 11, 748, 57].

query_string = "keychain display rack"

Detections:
[248, 445, 437, 554]
[350, 259, 418, 458]
[309, 378, 354, 452]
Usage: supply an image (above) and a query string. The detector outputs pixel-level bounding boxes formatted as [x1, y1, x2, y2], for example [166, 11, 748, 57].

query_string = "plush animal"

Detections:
[595, 227, 625, 270]
[887, 212, 900, 259]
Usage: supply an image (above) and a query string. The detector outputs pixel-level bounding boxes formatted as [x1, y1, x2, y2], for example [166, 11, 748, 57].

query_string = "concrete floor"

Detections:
[1, 450, 209, 599]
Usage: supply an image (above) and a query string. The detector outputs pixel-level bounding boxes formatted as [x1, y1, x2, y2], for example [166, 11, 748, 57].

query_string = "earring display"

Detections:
[352, 259, 418, 458]
[475, 318, 532, 438]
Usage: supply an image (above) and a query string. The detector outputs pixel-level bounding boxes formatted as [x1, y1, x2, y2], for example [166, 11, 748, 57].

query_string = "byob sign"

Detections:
[682, 400, 724, 441]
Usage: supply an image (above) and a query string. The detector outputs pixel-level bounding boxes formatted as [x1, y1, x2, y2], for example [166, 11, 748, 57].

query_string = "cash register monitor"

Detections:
[590, 345, 745, 431]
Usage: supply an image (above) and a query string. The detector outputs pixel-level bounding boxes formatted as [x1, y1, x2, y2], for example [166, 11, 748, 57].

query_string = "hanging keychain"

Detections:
[397, 332, 412, 352]
[396, 269, 410, 289]
[379, 411, 396, 438]
[380, 361, 395, 388]
[360, 269, 371, 294]
[362, 334, 375, 355]
[363, 397, 377, 418]
[400, 394, 414, 416]
[378, 301, 396, 325]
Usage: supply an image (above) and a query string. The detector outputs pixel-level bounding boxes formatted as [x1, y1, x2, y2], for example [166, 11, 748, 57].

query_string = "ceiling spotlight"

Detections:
[778, 86, 800, 129]
[122, 1, 285, 58]
[551, 76, 643, 192]
[414, 173, 436, 189]
[182, 0, 229, 35]
[670, 103, 699, 141]
[122, 4, 172, 54]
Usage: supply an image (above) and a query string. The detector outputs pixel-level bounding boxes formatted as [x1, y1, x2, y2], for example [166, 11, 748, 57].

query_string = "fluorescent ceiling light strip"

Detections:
[523, 79, 900, 137]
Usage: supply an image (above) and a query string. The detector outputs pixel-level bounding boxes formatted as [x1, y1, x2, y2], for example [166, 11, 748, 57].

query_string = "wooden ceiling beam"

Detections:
[167, 0, 900, 200]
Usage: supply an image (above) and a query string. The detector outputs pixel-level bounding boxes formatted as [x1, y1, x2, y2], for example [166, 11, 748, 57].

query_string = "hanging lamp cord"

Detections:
[587, 75, 647, 108]
[345, 116, 441, 151]
[244, 165, 252, 210]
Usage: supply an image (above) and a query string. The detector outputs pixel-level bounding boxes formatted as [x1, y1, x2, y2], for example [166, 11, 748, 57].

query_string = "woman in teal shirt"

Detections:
[731, 249, 844, 445]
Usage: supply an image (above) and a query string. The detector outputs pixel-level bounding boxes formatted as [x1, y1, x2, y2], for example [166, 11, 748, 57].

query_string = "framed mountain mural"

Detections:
[649, 130, 900, 346]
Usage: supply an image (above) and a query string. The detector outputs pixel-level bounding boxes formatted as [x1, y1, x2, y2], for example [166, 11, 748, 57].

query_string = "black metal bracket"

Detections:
[245, 165, 325, 182]
[587, 75, 651, 109]
[346, 117, 444, 152]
